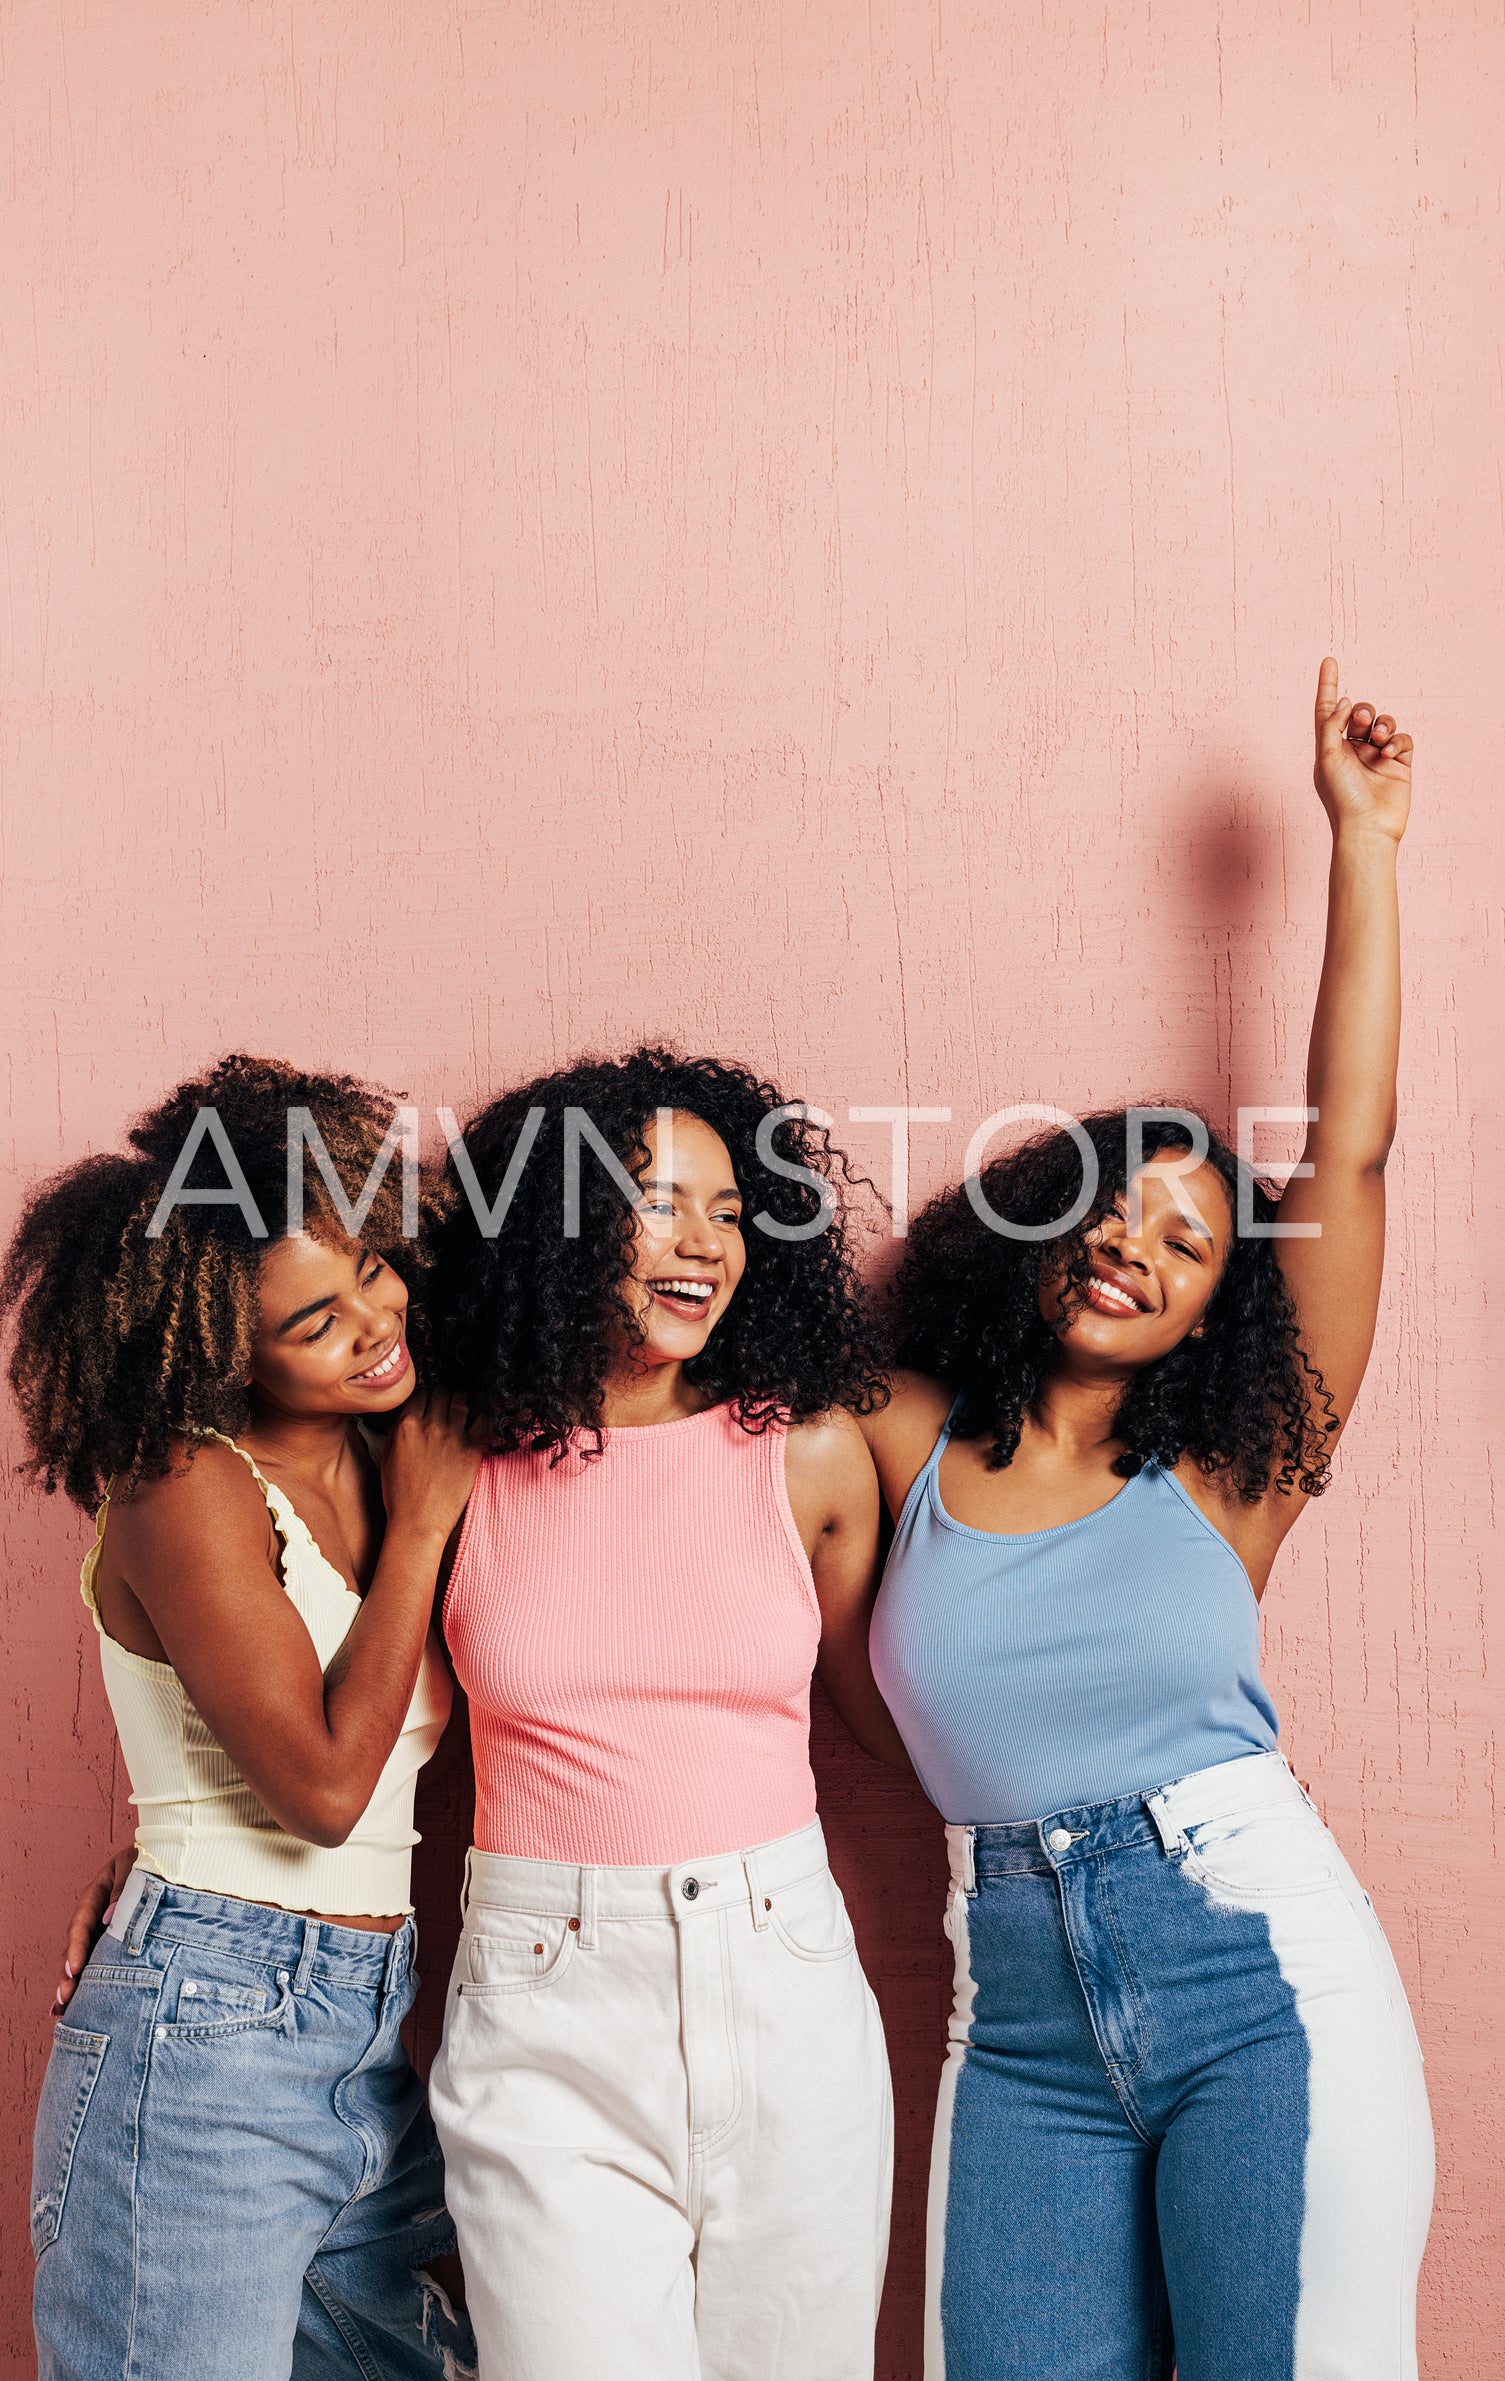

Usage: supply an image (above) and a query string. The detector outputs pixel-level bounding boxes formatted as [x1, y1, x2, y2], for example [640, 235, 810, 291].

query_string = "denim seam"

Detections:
[1051, 1864, 1157, 2149]
[302, 2256, 386, 2381]
[693, 1906, 745, 2156]
[1146, 2260, 1175, 2381]
[329, 1997, 401, 2204]
[123, 1968, 168, 2381]
[1095, 1855, 1153, 2089]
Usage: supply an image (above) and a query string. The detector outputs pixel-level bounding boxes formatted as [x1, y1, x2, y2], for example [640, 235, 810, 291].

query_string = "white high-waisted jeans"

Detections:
[428, 1817, 893, 2380]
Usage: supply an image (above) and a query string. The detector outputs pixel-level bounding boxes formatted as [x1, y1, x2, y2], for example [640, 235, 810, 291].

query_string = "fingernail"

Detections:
[65, 1961, 74, 1978]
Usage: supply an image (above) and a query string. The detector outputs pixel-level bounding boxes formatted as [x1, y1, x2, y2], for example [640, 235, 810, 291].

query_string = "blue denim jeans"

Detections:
[929, 1753, 1433, 2381]
[31, 1873, 477, 2381]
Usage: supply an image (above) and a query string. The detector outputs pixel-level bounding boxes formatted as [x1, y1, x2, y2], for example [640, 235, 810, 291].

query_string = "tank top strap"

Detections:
[206, 1426, 314, 1564]
[195, 1425, 276, 1495]
[893, 1390, 966, 1536]
[81, 1428, 301, 1625]
[79, 1492, 111, 1626]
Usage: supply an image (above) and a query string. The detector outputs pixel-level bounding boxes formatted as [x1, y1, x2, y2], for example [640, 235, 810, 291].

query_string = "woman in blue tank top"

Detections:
[864, 661, 1433, 2381]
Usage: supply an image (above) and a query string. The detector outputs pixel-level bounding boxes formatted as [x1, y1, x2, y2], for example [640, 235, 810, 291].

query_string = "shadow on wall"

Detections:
[1163, 769, 1319, 1130]
[406, 1688, 951, 2381]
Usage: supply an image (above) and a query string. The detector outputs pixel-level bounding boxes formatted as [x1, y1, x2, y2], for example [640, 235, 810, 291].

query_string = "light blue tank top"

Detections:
[869, 1400, 1279, 1824]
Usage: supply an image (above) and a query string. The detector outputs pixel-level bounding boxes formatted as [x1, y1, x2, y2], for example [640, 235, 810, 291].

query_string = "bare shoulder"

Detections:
[108, 1436, 274, 1567]
[856, 1368, 953, 1461]
[854, 1369, 955, 1523]
[784, 1406, 878, 1501]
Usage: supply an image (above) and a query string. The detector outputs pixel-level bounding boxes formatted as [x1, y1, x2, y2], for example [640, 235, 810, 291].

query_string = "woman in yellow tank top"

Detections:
[2, 1055, 482, 2381]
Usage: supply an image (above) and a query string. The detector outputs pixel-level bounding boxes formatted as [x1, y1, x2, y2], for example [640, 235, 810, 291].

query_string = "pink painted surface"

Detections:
[2, 1, 1501, 2369]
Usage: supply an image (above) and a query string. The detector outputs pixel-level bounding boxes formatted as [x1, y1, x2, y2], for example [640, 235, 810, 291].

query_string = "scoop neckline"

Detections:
[928, 1449, 1149, 1544]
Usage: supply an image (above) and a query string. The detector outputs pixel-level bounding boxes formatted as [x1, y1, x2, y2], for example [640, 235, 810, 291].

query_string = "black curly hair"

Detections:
[424, 1046, 888, 1457]
[894, 1106, 1335, 1501]
[1, 1054, 435, 1509]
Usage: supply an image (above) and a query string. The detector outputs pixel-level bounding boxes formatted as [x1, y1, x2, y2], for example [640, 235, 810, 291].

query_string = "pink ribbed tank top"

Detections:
[444, 1402, 822, 1865]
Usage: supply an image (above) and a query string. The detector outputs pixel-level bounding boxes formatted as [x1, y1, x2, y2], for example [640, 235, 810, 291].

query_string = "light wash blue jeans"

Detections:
[929, 1753, 1433, 2380]
[31, 1873, 476, 2381]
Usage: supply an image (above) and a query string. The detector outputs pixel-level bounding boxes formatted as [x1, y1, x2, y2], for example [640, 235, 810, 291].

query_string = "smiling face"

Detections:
[1042, 1151, 1235, 1373]
[247, 1232, 414, 1418]
[617, 1110, 747, 1373]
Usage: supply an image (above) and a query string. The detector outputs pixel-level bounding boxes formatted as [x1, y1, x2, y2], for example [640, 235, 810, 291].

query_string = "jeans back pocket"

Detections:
[31, 2025, 108, 2255]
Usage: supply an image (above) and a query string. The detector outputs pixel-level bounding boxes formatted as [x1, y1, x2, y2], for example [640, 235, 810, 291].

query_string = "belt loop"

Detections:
[745, 1847, 770, 1930]
[578, 1867, 598, 1951]
[1145, 1789, 1188, 1857]
[383, 1918, 410, 1994]
[961, 1826, 978, 1899]
[293, 1918, 320, 1995]
[118, 1867, 162, 1956]
[459, 1847, 474, 1925]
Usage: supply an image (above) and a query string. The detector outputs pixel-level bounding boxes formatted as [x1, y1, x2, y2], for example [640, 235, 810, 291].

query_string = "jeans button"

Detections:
[1047, 1828, 1074, 1852]
[681, 1878, 700, 1901]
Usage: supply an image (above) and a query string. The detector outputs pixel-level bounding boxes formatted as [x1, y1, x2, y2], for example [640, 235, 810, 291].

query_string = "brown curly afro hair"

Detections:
[2, 1053, 436, 1509]
[894, 1106, 1336, 1502]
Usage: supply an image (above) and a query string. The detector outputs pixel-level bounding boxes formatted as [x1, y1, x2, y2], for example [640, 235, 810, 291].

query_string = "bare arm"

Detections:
[109, 1398, 482, 1847]
[785, 1409, 914, 1771]
[1235, 658, 1411, 1563]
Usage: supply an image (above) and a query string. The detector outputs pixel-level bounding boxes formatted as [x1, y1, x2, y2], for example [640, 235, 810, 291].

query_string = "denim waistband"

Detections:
[463, 1817, 831, 1941]
[948, 1751, 1313, 1886]
[111, 1870, 416, 1992]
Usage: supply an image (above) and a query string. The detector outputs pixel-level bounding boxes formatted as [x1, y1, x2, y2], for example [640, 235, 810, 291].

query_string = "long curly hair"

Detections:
[425, 1046, 888, 1456]
[2, 1054, 433, 1509]
[894, 1106, 1335, 1500]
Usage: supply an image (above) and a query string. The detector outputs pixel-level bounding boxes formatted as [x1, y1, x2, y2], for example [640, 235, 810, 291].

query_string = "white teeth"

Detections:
[656, 1279, 713, 1300]
[354, 1340, 403, 1382]
[1093, 1281, 1139, 1314]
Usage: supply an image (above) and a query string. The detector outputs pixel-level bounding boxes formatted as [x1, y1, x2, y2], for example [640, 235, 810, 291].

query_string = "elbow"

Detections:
[301, 1814, 357, 1852]
[279, 1783, 366, 1850]
[1365, 1113, 1398, 1176]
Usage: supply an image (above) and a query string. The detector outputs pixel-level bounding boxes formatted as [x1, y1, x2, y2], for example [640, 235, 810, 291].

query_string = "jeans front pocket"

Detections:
[766, 1867, 858, 1962]
[1182, 1806, 1339, 1902]
[31, 2024, 108, 2255]
[151, 1969, 295, 2041]
[457, 1915, 578, 1997]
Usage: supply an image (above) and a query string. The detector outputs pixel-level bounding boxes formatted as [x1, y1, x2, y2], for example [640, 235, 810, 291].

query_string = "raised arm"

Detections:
[1264, 656, 1412, 1457]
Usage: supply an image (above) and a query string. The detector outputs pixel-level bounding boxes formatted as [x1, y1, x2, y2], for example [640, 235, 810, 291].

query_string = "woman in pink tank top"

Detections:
[423, 1048, 908, 2381]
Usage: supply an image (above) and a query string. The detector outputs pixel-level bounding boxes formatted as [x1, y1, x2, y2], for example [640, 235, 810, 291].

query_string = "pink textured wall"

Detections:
[2, 1, 1501, 2369]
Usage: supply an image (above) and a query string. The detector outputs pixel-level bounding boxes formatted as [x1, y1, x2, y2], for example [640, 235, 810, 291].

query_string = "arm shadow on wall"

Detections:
[1147, 768, 1317, 1134]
